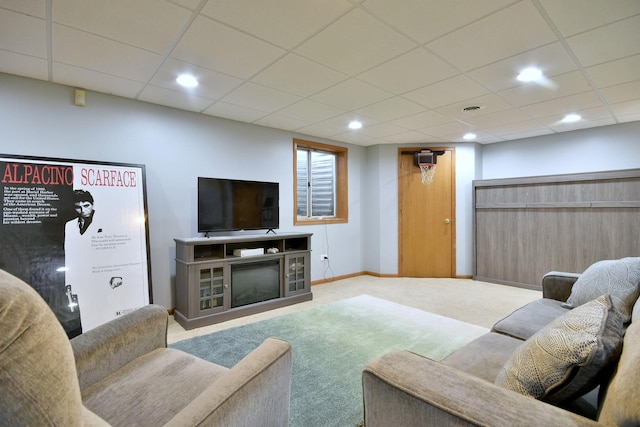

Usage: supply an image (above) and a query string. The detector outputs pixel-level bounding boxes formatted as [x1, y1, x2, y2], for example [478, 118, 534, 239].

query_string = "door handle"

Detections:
[444, 218, 451, 224]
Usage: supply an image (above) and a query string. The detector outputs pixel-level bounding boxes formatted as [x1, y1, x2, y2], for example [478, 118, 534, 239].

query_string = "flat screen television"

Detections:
[198, 177, 279, 233]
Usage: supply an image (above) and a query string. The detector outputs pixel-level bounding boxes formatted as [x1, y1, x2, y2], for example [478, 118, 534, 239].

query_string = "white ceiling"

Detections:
[2, 0, 640, 146]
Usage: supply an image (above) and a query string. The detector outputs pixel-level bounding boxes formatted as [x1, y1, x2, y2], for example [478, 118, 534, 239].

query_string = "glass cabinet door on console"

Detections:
[196, 263, 228, 315]
[284, 253, 309, 297]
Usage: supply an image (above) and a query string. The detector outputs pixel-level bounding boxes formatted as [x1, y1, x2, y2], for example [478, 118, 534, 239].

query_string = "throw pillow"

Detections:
[565, 257, 640, 323]
[495, 294, 624, 403]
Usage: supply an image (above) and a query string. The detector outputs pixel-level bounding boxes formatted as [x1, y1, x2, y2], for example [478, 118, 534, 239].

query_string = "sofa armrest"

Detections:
[70, 304, 168, 390]
[542, 271, 580, 301]
[165, 337, 293, 427]
[363, 350, 599, 427]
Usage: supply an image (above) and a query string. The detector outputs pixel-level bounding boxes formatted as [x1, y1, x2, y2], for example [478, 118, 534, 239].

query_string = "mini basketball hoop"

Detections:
[414, 150, 437, 185]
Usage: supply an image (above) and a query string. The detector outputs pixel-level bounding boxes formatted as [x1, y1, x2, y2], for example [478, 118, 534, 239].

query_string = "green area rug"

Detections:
[170, 295, 488, 427]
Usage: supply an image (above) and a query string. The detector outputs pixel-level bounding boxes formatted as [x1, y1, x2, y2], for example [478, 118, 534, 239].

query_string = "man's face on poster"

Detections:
[74, 201, 94, 219]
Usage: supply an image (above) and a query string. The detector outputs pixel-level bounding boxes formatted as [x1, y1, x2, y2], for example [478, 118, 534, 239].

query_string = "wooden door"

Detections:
[398, 148, 455, 277]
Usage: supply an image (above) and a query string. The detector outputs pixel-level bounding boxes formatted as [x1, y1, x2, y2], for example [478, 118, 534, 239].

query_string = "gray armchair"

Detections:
[0, 269, 292, 426]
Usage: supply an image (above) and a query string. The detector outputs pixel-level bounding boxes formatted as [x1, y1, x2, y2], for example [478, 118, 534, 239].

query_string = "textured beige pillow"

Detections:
[495, 295, 624, 403]
[566, 257, 640, 323]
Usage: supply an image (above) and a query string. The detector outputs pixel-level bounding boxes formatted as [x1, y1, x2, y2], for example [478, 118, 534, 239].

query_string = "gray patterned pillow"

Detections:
[565, 257, 640, 323]
[495, 294, 624, 403]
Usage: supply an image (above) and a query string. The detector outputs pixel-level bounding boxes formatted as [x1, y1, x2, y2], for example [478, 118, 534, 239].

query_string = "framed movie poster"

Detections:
[0, 154, 152, 338]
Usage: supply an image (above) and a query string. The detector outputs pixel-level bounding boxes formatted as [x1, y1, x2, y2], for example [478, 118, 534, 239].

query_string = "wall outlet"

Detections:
[320, 254, 328, 261]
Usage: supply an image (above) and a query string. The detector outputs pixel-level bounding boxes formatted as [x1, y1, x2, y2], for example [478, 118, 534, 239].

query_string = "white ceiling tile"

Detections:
[201, 0, 353, 50]
[0, 0, 46, 18]
[617, 111, 640, 123]
[426, 1, 558, 71]
[251, 54, 348, 97]
[435, 94, 513, 121]
[363, 0, 516, 44]
[391, 110, 453, 130]
[295, 124, 342, 139]
[537, 105, 613, 127]
[3, 1, 639, 146]
[203, 101, 267, 123]
[356, 97, 425, 121]
[0, 8, 46, 57]
[316, 112, 379, 134]
[485, 119, 547, 136]
[53, 25, 162, 81]
[548, 117, 616, 133]
[586, 55, 640, 88]
[468, 43, 577, 92]
[254, 114, 310, 131]
[330, 131, 376, 145]
[295, 8, 416, 75]
[138, 85, 214, 112]
[539, 0, 640, 37]
[310, 79, 392, 111]
[463, 108, 532, 128]
[360, 122, 407, 138]
[169, 0, 202, 10]
[383, 131, 443, 144]
[403, 74, 489, 109]
[610, 99, 640, 116]
[53, 63, 144, 98]
[0, 50, 48, 80]
[277, 99, 345, 123]
[53, 0, 191, 53]
[494, 128, 551, 141]
[520, 92, 604, 119]
[221, 82, 301, 113]
[420, 121, 476, 137]
[357, 48, 458, 94]
[452, 132, 504, 144]
[566, 15, 640, 67]
[150, 58, 244, 100]
[600, 81, 640, 104]
[499, 70, 591, 107]
[171, 15, 286, 79]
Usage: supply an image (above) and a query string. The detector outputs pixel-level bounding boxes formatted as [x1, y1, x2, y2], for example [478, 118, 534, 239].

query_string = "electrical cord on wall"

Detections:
[322, 219, 335, 281]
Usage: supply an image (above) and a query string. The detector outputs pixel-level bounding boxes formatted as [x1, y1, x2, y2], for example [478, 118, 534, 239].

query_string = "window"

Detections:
[293, 139, 348, 225]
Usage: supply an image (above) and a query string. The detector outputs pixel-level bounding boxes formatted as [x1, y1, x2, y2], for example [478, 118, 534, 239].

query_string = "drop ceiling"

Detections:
[1, 0, 639, 146]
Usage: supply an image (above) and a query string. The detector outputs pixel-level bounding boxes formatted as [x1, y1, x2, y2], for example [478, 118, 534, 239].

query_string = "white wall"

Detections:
[481, 122, 640, 179]
[0, 73, 364, 308]
[3, 72, 639, 308]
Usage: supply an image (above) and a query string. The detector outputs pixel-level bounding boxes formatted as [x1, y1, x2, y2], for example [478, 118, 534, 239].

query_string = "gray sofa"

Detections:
[0, 268, 292, 426]
[363, 259, 640, 426]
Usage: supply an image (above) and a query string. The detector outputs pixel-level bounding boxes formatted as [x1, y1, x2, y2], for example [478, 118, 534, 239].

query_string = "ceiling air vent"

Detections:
[462, 105, 484, 112]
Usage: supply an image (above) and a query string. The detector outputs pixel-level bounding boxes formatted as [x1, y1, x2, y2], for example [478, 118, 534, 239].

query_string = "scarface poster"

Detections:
[0, 155, 151, 337]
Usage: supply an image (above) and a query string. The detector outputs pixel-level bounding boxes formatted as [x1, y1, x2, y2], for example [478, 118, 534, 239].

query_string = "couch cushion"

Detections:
[491, 298, 570, 341]
[0, 269, 84, 426]
[495, 295, 624, 404]
[82, 348, 229, 427]
[598, 320, 640, 426]
[442, 332, 522, 382]
[565, 257, 640, 323]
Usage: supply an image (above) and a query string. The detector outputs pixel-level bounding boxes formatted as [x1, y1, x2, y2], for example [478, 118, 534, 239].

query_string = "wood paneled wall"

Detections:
[473, 169, 640, 290]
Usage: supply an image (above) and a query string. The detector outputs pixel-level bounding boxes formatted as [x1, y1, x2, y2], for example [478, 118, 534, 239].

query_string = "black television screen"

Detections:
[198, 177, 279, 233]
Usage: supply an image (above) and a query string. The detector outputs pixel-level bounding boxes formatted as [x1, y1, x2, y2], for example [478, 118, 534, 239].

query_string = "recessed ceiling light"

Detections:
[176, 74, 198, 88]
[561, 113, 581, 123]
[463, 133, 477, 140]
[348, 120, 362, 130]
[517, 67, 543, 82]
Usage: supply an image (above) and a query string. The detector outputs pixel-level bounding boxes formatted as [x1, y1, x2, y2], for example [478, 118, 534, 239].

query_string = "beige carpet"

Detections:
[168, 275, 541, 344]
